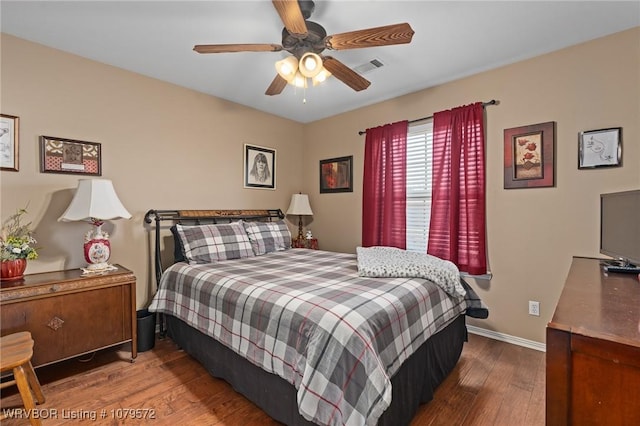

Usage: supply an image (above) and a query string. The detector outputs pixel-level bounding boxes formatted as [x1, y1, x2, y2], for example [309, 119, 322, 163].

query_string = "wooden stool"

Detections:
[0, 332, 46, 426]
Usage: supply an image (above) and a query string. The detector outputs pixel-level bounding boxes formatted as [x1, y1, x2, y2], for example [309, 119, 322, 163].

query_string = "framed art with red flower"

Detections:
[504, 121, 555, 189]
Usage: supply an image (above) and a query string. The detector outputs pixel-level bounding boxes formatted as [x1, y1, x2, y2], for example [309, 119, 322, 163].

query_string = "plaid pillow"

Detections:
[174, 221, 254, 264]
[170, 225, 186, 263]
[243, 220, 292, 256]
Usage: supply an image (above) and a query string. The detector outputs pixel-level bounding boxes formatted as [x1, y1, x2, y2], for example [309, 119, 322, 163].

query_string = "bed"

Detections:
[144, 209, 488, 426]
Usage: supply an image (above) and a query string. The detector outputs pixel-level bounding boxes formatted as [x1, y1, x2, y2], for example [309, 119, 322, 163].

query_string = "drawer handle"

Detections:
[50, 284, 60, 292]
[47, 316, 64, 331]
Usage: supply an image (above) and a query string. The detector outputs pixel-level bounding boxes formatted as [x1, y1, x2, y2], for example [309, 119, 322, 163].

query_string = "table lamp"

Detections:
[59, 179, 131, 271]
[286, 193, 313, 243]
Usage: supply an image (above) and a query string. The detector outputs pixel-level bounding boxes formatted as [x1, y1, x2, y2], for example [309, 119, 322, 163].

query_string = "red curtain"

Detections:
[428, 103, 487, 274]
[362, 121, 408, 248]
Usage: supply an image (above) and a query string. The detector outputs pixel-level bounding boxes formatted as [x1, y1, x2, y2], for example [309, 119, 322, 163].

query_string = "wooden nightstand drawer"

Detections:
[292, 238, 318, 250]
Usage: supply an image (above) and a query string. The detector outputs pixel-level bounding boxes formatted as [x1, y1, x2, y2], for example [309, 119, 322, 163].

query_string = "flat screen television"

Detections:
[600, 189, 640, 267]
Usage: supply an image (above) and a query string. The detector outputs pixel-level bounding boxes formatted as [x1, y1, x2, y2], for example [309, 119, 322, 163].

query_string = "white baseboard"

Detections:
[467, 325, 546, 352]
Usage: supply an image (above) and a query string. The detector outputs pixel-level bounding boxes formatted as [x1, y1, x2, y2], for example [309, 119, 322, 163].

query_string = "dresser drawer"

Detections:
[0, 265, 136, 367]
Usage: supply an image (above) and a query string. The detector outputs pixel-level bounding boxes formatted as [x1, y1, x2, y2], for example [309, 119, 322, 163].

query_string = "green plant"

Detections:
[0, 207, 38, 261]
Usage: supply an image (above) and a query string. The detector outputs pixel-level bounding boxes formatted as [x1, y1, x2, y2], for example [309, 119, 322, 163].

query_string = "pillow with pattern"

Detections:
[243, 220, 292, 256]
[169, 225, 186, 263]
[174, 221, 254, 264]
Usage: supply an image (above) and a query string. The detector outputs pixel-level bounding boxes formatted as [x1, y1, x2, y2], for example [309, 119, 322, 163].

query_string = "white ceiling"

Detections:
[2, 1, 639, 123]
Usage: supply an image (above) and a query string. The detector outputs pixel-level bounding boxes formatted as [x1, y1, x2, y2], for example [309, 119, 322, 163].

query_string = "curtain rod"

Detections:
[357, 99, 498, 135]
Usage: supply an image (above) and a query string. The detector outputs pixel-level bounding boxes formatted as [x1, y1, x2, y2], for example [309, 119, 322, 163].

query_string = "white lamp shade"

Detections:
[287, 193, 313, 216]
[299, 52, 323, 78]
[291, 71, 308, 88]
[275, 56, 299, 82]
[59, 179, 131, 222]
[312, 68, 331, 86]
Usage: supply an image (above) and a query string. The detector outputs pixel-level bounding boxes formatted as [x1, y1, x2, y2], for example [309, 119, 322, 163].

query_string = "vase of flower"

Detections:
[1, 258, 27, 281]
[1, 207, 38, 281]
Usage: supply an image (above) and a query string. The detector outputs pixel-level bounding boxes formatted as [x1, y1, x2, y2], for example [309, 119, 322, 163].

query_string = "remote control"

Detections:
[604, 265, 640, 274]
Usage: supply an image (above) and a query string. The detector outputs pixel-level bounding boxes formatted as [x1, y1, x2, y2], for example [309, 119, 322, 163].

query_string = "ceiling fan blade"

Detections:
[265, 74, 288, 96]
[272, 0, 308, 37]
[325, 23, 415, 50]
[322, 57, 371, 92]
[193, 43, 283, 54]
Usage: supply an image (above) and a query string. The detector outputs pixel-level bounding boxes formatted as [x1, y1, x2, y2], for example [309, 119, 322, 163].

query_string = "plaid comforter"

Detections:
[149, 249, 475, 426]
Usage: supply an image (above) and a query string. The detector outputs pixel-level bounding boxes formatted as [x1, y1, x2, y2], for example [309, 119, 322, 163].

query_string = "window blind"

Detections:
[406, 121, 433, 253]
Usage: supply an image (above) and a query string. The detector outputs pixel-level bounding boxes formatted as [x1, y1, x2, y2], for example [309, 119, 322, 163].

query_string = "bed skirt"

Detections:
[165, 314, 467, 426]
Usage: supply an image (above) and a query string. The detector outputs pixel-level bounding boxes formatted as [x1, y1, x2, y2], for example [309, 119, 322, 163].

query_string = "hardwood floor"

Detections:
[0, 333, 544, 425]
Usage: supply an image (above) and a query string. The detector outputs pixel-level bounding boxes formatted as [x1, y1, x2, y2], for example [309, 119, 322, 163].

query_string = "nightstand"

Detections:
[292, 238, 318, 250]
[0, 264, 137, 367]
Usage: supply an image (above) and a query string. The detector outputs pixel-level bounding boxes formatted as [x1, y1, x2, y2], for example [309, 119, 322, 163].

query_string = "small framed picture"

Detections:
[578, 127, 622, 169]
[320, 155, 353, 193]
[244, 144, 276, 189]
[0, 114, 19, 172]
[39, 135, 102, 176]
[504, 122, 555, 189]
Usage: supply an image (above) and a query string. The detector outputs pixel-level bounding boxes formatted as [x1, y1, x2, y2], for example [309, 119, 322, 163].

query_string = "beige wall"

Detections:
[2, 28, 639, 344]
[0, 34, 305, 307]
[302, 27, 640, 343]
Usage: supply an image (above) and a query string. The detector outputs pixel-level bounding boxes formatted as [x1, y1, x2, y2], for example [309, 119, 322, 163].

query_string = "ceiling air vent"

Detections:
[353, 58, 384, 75]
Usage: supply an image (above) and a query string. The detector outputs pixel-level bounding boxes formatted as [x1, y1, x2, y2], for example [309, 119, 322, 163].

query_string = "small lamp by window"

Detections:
[286, 193, 313, 243]
[58, 179, 131, 271]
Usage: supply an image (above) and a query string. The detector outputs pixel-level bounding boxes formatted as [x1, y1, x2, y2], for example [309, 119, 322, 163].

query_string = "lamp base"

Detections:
[84, 262, 112, 271]
[297, 215, 305, 241]
[84, 222, 112, 271]
[81, 263, 117, 275]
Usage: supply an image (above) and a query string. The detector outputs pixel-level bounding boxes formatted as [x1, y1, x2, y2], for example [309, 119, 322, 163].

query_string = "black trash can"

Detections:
[136, 309, 156, 352]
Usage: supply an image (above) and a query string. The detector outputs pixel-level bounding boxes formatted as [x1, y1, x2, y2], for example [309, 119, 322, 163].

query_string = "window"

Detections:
[406, 121, 433, 253]
[406, 118, 491, 278]
[365, 104, 489, 276]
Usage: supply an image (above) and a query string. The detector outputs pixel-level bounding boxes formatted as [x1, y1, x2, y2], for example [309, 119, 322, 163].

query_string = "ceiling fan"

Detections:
[193, 0, 415, 96]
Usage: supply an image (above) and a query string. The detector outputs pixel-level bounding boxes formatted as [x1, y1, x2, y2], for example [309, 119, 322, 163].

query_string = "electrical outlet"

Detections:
[529, 300, 540, 316]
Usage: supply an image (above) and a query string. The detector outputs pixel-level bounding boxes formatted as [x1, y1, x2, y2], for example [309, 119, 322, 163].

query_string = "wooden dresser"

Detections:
[0, 265, 137, 367]
[546, 257, 640, 425]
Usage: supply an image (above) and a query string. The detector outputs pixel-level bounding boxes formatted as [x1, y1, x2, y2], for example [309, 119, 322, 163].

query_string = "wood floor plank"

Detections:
[524, 351, 546, 426]
[461, 341, 519, 425]
[492, 346, 543, 424]
[0, 333, 544, 425]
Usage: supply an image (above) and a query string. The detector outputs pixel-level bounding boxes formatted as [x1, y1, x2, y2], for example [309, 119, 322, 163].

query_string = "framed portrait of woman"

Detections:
[244, 144, 276, 189]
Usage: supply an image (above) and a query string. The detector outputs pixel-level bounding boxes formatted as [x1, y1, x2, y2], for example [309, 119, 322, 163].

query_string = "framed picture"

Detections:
[504, 121, 555, 189]
[320, 155, 353, 193]
[39, 135, 102, 176]
[244, 144, 276, 189]
[0, 114, 19, 172]
[578, 127, 622, 169]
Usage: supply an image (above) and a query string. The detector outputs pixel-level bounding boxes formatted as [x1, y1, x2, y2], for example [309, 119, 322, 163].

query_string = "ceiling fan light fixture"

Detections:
[299, 52, 322, 78]
[194, 1, 415, 97]
[292, 71, 308, 88]
[312, 68, 331, 86]
[275, 56, 299, 81]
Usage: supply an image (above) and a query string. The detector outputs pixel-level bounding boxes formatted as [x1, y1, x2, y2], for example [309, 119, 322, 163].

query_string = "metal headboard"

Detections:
[143, 209, 284, 286]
